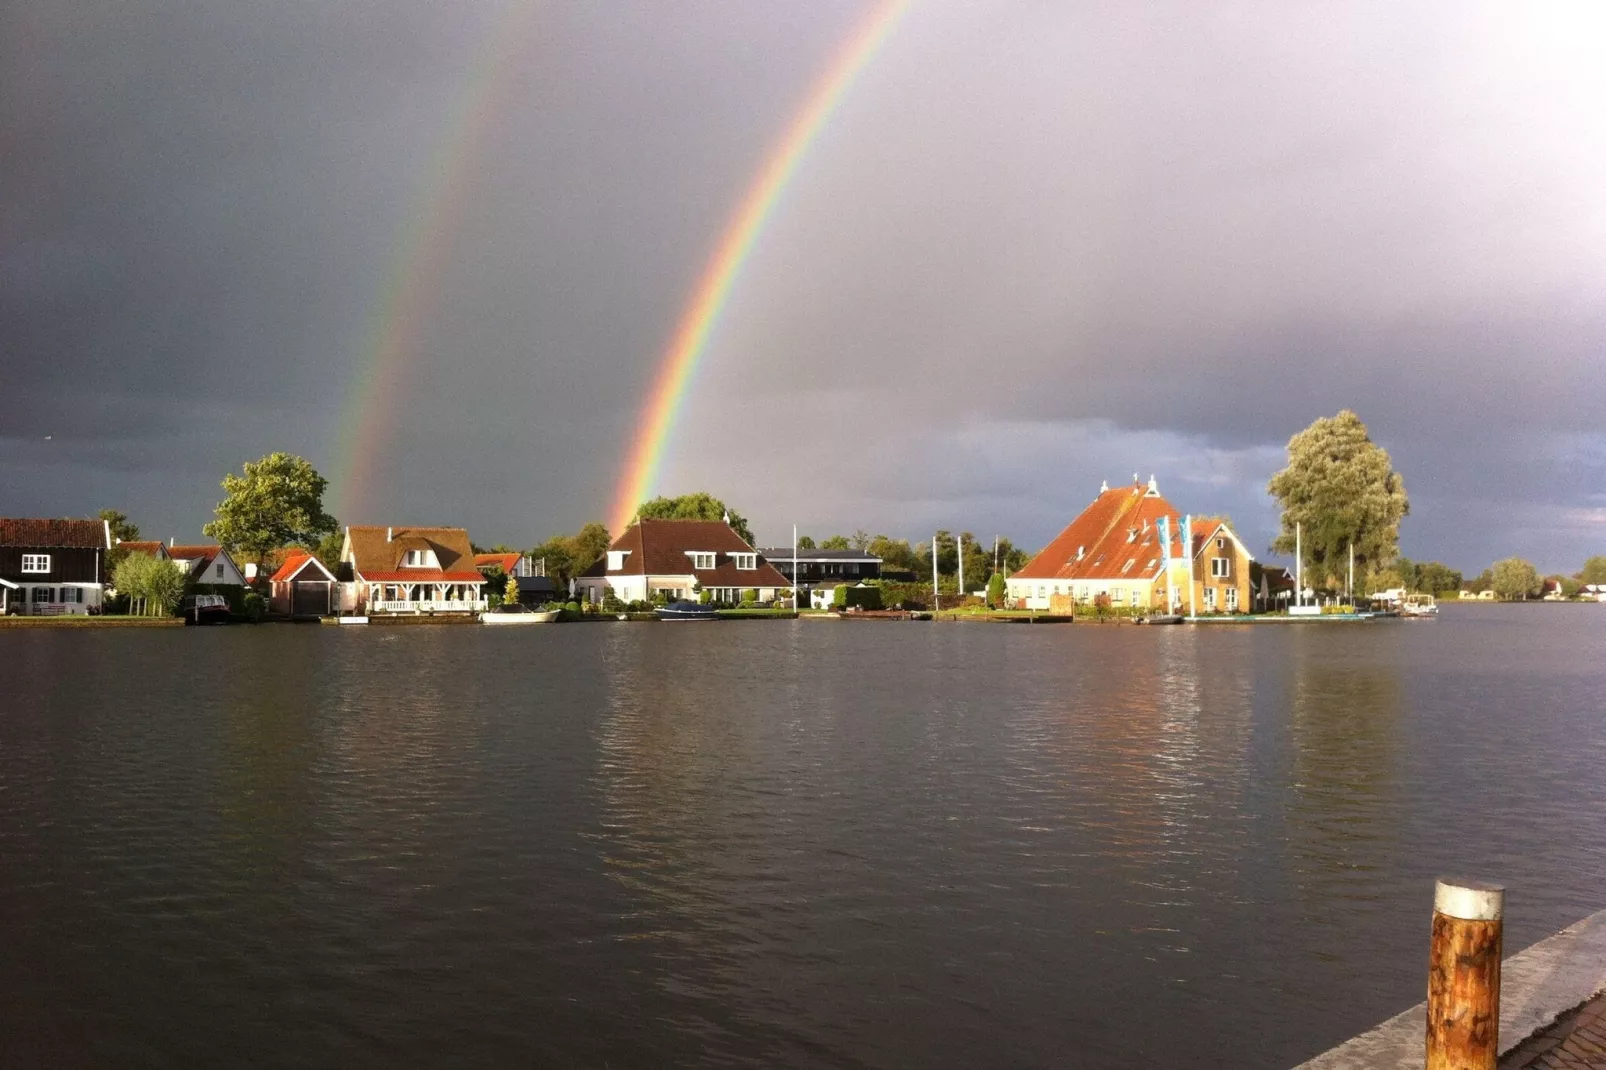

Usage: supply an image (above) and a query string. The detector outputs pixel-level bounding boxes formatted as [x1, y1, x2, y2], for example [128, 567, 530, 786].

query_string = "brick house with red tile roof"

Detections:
[339, 525, 486, 614]
[575, 518, 789, 605]
[269, 550, 337, 617]
[1005, 478, 1255, 614]
[1, 518, 112, 615]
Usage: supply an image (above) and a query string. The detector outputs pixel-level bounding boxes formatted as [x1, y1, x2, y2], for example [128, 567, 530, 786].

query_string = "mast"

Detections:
[933, 533, 940, 612]
[1296, 522, 1302, 607]
[957, 534, 964, 602]
[793, 524, 798, 610]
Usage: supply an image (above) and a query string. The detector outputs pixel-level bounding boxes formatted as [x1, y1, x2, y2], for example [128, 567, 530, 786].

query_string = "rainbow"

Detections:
[334, 0, 539, 519]
[606, 0, 912, 537]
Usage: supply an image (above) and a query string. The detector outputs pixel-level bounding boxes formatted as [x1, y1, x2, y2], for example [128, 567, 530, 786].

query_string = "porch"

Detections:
[363, 581, 485, 615]
[372, 599, 486, 614]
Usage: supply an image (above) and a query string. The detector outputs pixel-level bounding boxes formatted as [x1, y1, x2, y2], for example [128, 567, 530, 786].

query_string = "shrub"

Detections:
[242, 591, 266, 623]
[564, 601, 580, 613]
[987, 573, 1005, 608]
[832, 586, 848, 608]
[602, 586, 626, 613]
[698, 589, 712, 604]
[742, 588, 759, 603]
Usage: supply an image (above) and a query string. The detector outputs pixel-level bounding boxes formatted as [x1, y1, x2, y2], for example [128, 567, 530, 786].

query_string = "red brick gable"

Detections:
[270, 551, 335, 583]
[1012, 483, 1184, 582]
[581, 519, 788, 588]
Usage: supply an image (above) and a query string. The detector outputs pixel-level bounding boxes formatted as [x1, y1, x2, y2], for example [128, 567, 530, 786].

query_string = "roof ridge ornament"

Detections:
[1100, 479, 1109, 493]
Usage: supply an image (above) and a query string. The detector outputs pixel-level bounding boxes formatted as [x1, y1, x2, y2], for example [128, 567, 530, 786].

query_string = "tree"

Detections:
[987, 572, 1005, 608]
[113, 552, 187, 617]
[1490, 557, 1540, 600]
[98, 509, 140, 543]
[796, 535, 816, 550]
[1580, 556, 1606, 586]
[635, 492, 753, 546]
[1268, 410, 1409, 587]
[203, 452, 338, 566]
[867, 535, 920, 573]
[851, 530, 871, 552]
[820, 535, 851, 550]
[1414, 561, 1462, 595]
[1467, 568, 1494, 594]
[504, 573, 519, 605]
[530, 522, 612, 590]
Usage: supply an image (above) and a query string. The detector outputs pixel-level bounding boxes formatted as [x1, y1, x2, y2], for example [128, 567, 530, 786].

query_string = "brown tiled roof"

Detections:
[474, 553, 520, 575]
[168, 544, 221, 565]
[115, 540, 167, 557]
[1011, 483, 1184, 581]
[580, 518, 789, 588]
[346, 525, 483, 584]
[0, 518, 109, 549]
[270, 551, 335, 584]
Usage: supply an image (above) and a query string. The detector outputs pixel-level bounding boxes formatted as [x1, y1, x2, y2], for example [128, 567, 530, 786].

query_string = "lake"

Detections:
[3, 605, 1603, 1067]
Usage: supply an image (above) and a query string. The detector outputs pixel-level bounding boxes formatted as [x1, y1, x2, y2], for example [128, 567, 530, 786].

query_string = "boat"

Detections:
[183, 593, 232, 625]
[1401, 593, 1438, 618]
[482, 606, 559, 625]
[655, 600, 719, 621]
[1136, 614, 1184, 625]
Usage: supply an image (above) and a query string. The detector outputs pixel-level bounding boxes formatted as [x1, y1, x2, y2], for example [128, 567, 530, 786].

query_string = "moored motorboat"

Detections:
[655, 600, 718, 621]
[1136, 613, 1184, 625]
[482, 607, 559, 624]
[183, 593, 232, 625]
[1401, 593, 1438, 617]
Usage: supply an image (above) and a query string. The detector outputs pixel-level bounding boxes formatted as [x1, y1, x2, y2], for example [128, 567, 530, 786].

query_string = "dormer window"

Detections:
[607, 550, 630, 571]
[688, 552, 715, 569]
[732, 553, 756, 570]
[402, 549, 437, 568]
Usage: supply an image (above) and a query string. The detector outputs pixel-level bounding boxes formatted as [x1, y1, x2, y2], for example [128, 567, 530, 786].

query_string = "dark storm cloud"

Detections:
[3, 1, 1602, 572]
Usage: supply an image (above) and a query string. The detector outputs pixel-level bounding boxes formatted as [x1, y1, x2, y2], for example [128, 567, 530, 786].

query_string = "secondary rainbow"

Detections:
[334, 0, 538, 519]
[606, 0, 912, 537]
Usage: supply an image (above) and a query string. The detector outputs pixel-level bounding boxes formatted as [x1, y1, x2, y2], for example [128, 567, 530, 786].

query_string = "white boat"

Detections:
[482, 608, 560, 625]
[1401, 593, 1438, 617]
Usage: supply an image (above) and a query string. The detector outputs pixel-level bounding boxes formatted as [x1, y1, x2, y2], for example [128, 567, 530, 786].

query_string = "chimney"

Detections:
[1148, 474, 1159, 496]
[169, 537, 174, 548]
[1099, 479, 1109, 493]
[387, 527, 393, 542]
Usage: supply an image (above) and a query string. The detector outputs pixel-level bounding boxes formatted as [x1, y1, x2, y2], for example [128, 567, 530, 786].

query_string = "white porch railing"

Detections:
[372, 599, 486, 614]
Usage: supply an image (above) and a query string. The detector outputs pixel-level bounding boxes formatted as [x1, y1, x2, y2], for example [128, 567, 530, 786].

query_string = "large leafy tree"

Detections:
[1490, 557, 1540, 600]
[1268, 410, 1408, 587]
[98, 509, 140, 543]
[1413, 561, 1462, 595]
[530, 521, 612, 589]
[203, 452, 338, 565]
[1580, 555, 1606, 586]
[635, 493, 754, 546]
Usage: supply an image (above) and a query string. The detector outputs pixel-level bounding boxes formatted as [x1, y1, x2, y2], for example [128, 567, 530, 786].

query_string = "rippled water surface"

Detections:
[4, 605, 1604, 1067]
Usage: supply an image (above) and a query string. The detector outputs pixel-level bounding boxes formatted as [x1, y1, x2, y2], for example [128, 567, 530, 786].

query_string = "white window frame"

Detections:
[1227, 586, 1238, 611]
[215, 562, 225, 579]
[689, 552, 715, 570]
[1205, 586, 1217, 608]
[732, 553, 756, 570]
[1112, 587, 1125, 603]
[1211, 558, 1230, 578]
[403, 549, 437, 568]
[21, 554, 50, 573]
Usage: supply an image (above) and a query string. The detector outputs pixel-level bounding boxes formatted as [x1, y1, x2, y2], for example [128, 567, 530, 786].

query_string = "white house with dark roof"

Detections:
[1, 518, 113, 615]
[575, 518, 789, 605]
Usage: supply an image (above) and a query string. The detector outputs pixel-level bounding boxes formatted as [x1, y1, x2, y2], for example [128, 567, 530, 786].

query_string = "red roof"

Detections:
[475, 553, 521, 574]
[581, 518, 789, 588]
[116, 540, 167, 557]
[1012, 482, 1184, 581]
[0, 518, 109, 549]
[270, 550, 335, 583]
[167, 544, 221, 564]
[345, 526, 484, 585]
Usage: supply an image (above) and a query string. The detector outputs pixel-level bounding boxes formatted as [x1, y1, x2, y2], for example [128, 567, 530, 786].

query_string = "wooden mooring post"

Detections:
[1426, 877, 1504, 1070]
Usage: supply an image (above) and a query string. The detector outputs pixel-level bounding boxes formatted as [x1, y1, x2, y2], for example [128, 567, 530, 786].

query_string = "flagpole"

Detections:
[1186, 515, 1198, 619]
[793, 524, 798, 611]
[1296, 522, 1303, 608]
[957, 534, 964, 603]
[933, 533, 940, 613]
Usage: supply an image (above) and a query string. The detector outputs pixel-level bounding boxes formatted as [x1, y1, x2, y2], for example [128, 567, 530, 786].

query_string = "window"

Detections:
[1122, 559, 1135, 574]
[733, 553, 756, 570]
[1227, 587, 1238, 611]
[1037, 586, 1045, 598]
[215, 563, 224, 579]
[403, 549, 436, 568]
[607, 550, 630, 571]
[32, 587, 53, 603]
[1211, 558, 1230, 578]
[21, 554, 49, 573]
[1205, 587, 1217, 609]
[1217, 537, 1226, 550]
[690, 552, 715, 569]
[1112, 587, 1125, 603]
[61, 587, 83, 604]
[1078, 586, 1089, 601]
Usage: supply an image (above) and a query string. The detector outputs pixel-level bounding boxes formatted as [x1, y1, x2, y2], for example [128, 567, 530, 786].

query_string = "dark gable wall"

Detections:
[0, 546, 105, 584]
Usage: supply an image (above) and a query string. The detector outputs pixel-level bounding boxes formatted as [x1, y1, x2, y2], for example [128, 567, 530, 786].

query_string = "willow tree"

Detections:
[1267, 410, 1408, 588]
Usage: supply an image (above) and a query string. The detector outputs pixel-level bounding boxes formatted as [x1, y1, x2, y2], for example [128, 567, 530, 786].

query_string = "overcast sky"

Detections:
[4, 1, 1603, 573]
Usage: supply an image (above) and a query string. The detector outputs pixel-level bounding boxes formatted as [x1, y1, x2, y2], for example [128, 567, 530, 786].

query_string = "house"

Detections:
[338, 525, 486, 615]
[269, 550, 337, 617]
[575, 518, 789, 605]
[474, 552, 556, 606]
[0, 517, 113, 615]
[1580, 584, 1606, 603]
[1004, 477, 1254, 614]
[1250, 563, 1295, 612]
[167, 544, 248, 587]
[756, 547, 882, 608]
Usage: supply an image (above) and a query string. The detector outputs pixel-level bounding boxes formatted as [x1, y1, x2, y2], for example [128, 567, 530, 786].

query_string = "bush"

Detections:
[832, 586, 848, 608]
[987, 573, 1005, 608]
[564, 601, 580, 613]
[602, 585, 626, 613]
[698, 589, 712, 604]
[833, 585, 883, 610]
[742, 588, 759, 603]
[242, 591, 266, 623]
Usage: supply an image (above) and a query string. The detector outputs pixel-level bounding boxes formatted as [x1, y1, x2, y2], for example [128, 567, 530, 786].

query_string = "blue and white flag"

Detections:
[1157, 516, 1171, 564]
[1182, 515, 1192, 558]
